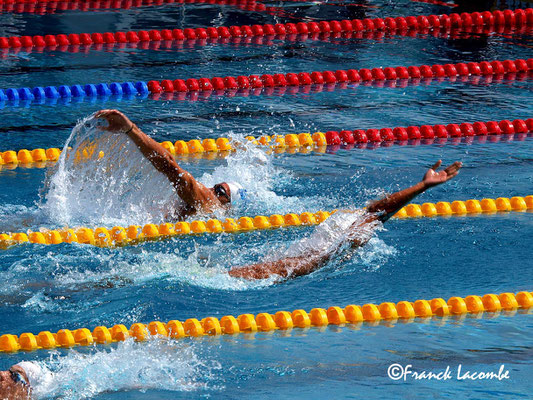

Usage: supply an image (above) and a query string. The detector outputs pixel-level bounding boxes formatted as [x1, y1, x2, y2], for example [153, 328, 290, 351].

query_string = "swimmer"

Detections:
[229, 160, 462, 280]
[0, 163, 460, 396]
[0, 361, 56, 399]
[0, 160, 461, 397]
[95, 109, 247, 220]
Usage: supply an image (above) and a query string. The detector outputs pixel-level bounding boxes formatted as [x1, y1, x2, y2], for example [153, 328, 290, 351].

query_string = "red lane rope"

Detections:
[143, 58, 532, 94]
[319, 118, 533, 146]
[0, 0, 270, 14]
[146, 71, 530, 105]
[2, 25, 531, 58]
[1, 8, 531, 51]
[3, 24, 532, 58]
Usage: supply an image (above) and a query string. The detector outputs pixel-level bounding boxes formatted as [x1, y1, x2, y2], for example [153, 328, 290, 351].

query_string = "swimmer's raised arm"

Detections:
[95, 110, 218, 208]
[367, 160, 462, 222]
[229, 160, 462, 281]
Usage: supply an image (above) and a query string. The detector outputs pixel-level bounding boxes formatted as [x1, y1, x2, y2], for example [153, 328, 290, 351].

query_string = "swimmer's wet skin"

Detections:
[228, 160, 462, 280]
[0, 363, 31, 399]
[95, 109, 243, 221]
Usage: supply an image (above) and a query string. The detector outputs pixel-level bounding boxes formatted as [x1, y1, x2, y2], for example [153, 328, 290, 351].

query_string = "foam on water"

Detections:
[50, 248, 276, 292]
[21, 338, 221, 399]
[0, 244, 274, 307]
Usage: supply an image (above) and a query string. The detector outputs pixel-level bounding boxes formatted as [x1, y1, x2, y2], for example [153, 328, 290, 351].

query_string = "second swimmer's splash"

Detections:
[15, 339, 221, 400]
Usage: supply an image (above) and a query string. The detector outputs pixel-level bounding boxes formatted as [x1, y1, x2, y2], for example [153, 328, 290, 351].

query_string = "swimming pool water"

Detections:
[0, 0, 532, 398]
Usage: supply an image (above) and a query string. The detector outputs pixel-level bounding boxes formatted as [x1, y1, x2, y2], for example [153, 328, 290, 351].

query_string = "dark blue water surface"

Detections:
[0, 0, 532, 399]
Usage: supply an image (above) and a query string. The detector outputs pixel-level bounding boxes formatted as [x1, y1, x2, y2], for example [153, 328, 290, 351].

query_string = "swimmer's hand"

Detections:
[422, 160, 462, 188]
[94, 109, 134, 133]
[367, 160, 462, 223]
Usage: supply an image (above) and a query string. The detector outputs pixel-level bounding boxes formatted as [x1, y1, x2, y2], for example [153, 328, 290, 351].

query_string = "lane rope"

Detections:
[1, 118, 531, 167]
[0, 195, 531, 248]
[1, 9, 531, 53]
[1, 290, 531, 352]
[1, 70, 530, 111]
[3, 20, 530, 57]
[0, 0, 268, 14]
[0, 58, 531, 108]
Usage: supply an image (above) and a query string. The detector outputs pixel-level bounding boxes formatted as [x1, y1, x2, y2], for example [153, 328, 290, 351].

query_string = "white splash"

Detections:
[41, 114, 179, 227]
[50, 248, 275, 291]
[223, 210, 395, 282]
[21, 292, 61, 312]
[39, 114, 299, 227]
[282, 210, 379, 259]
[198, 136, 301, 216]
[22, 338, 221, 399]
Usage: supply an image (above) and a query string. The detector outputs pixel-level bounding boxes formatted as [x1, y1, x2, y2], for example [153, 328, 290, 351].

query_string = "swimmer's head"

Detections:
[0, 364, 31, 398]
[15, 362, 44, 388]
[213, 182, 247, 206]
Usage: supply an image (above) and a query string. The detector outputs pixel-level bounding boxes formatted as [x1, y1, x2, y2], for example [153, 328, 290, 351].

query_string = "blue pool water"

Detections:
[1, 0, 532, 398]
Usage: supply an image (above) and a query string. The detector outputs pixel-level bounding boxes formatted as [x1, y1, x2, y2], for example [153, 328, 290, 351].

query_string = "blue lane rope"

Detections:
[0, 81, 149, 106]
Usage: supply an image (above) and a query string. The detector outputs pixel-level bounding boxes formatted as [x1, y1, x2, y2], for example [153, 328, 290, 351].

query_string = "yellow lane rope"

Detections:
[0, 196, 531, 248]
[0, 135, 325, 170]
[1, 290, 531, 353]
[2, 116, 532, 170]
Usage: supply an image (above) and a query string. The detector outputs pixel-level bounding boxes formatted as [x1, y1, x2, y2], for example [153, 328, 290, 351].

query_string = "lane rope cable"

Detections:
[1, 117, 531, 168]
[0, 195, 531, 248]
[1, 290, 531, 353]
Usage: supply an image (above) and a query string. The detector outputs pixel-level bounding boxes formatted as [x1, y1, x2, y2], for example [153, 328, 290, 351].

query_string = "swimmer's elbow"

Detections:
[228, 265, 282, 280]
[229, 258, 308, 281]
[376, 211, 392, 223]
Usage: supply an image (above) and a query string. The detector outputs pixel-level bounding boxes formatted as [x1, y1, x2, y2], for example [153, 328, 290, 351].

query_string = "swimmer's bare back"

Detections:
[95, 110, 227, 219]
[229, 160, 462, 280]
